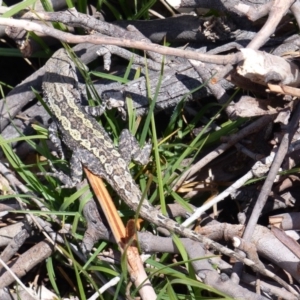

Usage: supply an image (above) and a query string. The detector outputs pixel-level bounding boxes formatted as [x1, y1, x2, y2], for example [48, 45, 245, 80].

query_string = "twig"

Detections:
[0, 17, 243, 65]
[247, 0, 295, 49]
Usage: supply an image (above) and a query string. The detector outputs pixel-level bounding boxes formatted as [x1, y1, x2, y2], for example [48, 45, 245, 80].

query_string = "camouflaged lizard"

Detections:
[41, 49, 275, 276]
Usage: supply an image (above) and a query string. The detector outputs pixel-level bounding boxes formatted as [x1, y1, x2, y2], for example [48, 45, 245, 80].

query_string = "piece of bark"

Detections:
[101, 62, 233, 117]
[0, 229, 30, 270]
[0, 200, 21, 212]
[0, 240, 55, 289]
[0, 222, 25, 248]
[230, 95, 284, 117]
[0, 289, 14, 300]
[115, 15, 237, 43]
[138, 232, 217, 276]
[271, 226, 300, 259]
[237, 48, 300, 86]
[270, 212, 300, 230]
[166, 0, 256, 25]
[202, 271, 268, 300]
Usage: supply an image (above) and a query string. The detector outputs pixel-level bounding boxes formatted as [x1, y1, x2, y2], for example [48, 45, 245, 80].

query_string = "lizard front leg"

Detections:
[119, 129, 151, 165]
[82, 105, 106, 117]
[72, 82, 106, 117]
[48, 122, 65, 160]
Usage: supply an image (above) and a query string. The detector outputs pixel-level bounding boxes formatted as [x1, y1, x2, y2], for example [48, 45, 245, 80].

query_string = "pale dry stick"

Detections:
[172, 115, 275, 192]
[160, 0, 177, 16]
[148, 9, 165, 19]
[88, 277, 121, 300]
[247, 0, 295, 50]
[268, 83, 300, 97]
[236, 1, 273, 21]
[181, 169, 254, 227]
[290, 0, 300, 29]
[0, 18, 242, 65]
[22, 9, 164, 62]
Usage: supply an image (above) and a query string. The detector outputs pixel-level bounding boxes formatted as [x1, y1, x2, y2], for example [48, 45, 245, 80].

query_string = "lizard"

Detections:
[41, 48, 292, 287]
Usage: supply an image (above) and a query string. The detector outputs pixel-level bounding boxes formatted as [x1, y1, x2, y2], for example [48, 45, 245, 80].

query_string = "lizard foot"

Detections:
[38, 160, 80, 189]
[39, 171, 79, 189]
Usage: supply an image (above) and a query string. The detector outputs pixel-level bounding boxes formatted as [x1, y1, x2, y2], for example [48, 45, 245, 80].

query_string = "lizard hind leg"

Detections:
[119, 129, 151, 165]
[40, 150, 83, 189]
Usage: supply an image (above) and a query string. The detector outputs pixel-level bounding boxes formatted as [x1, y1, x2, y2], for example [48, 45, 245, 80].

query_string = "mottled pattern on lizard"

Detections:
[41, 49, 262, 270]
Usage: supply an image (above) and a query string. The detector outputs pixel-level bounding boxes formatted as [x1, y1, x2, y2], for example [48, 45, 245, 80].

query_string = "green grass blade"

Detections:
[133, 0, 156, 20]
[89, 71, 129, 84]
[46, 257, 60, 296]
[65, 241, 86, 300]
[2, 0, 37, 18]
[166, 280, 178, 300]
